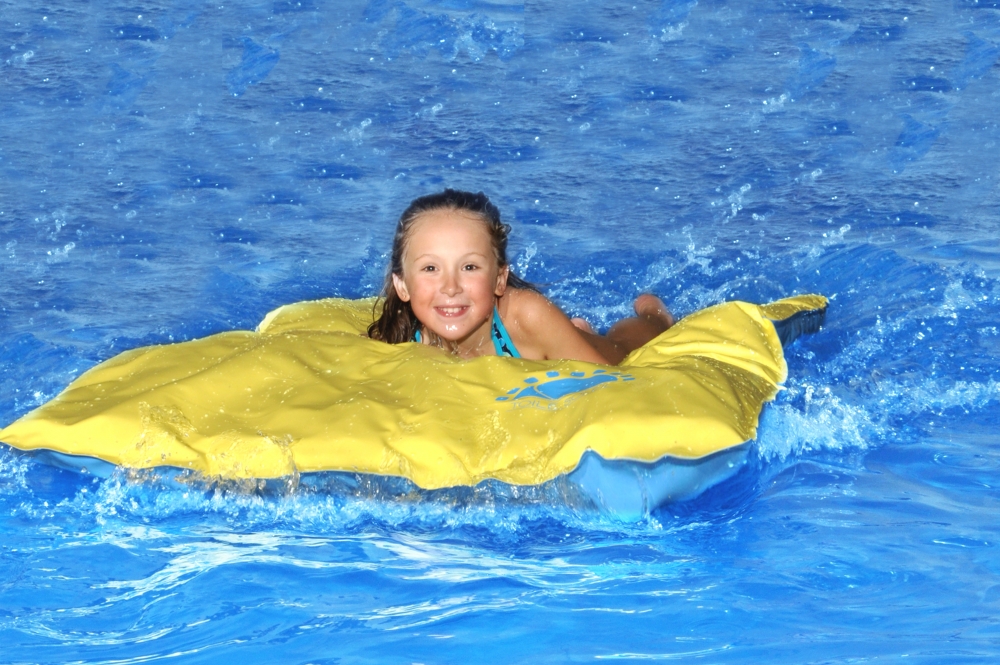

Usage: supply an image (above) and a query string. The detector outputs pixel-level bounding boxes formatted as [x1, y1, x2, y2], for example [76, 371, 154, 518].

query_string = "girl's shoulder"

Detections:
[501, 287, 557, 331]
[499, 288, 606, 363]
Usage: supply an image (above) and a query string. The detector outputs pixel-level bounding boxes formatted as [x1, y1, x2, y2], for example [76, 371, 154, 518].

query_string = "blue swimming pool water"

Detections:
[2, 0, 999, 662]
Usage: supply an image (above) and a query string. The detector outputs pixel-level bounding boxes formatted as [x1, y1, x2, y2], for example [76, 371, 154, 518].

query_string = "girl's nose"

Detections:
[441, 271, 462, 296]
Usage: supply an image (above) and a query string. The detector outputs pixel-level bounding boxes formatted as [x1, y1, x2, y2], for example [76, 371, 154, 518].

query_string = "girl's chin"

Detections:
[428, 326, 472, 341]
[425, 319, 489, 343]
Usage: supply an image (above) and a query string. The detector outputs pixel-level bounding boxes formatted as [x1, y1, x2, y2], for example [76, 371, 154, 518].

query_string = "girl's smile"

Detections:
[391, 207, 508, 354]
[436, 306, 469, 316]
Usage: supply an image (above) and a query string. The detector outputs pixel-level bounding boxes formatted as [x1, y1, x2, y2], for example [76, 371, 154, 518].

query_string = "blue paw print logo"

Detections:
[496, 369, 634, 402]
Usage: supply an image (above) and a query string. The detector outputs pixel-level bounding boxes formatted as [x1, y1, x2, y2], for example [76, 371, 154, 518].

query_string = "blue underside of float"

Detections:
[28, 444, 749, 518]
[566, 446, 749, 517]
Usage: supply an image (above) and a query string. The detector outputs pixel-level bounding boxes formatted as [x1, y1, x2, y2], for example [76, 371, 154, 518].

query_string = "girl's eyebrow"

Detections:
[411, 250, 491, 262]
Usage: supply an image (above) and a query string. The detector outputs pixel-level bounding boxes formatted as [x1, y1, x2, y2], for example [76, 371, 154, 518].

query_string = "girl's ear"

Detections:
[494, 264, 510, 297]
[392, 273, 411, 302]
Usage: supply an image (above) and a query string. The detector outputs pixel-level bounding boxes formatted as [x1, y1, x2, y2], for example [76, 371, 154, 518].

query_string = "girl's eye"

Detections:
[463, 264, 478, 271]
[421, 265, 437, 272]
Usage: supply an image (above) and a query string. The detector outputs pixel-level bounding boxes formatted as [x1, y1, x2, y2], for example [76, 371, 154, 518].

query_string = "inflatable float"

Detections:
[0, 294, 827, 517]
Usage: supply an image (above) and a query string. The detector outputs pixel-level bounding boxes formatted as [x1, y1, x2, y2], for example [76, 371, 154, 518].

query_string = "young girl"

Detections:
[368, 189, 674, 365]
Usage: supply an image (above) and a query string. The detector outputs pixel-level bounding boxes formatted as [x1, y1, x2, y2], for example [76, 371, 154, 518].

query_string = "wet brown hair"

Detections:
[368, 189, 534, 344]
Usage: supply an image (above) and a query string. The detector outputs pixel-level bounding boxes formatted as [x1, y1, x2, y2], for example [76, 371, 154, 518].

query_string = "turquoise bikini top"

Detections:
[413, 307, 521, 358]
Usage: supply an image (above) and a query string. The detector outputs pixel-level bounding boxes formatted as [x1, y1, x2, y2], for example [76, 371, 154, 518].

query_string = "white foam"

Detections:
[757, 388, 876, 462]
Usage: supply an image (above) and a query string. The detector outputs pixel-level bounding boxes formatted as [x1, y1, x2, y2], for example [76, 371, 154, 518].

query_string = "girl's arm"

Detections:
[504, 289, 614, 364]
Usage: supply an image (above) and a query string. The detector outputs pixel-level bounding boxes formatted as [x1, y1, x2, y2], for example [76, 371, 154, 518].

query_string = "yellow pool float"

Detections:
[0, 294, 826, 515]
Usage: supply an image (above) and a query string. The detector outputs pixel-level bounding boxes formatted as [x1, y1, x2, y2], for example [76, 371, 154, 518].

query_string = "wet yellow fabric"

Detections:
[0, 294, 826, 487]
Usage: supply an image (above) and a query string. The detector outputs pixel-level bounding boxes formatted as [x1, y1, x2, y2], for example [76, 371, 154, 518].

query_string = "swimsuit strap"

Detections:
[413, 308, 520, 358]
[491, 306, 521, 358]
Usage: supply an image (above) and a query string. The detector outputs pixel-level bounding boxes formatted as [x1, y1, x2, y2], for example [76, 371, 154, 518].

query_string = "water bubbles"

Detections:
[45, 242, 76, 263]
[348, 118, 372, 144]
[761, 92, 789, 111]
[713, 183, 752, 221]
[659, 23, 688, 42]
[515, 242, 537, 276]
[820, 224, 851, 245]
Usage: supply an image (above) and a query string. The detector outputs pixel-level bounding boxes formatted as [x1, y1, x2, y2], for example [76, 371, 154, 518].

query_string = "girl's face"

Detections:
[392, 207, 508, 348]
